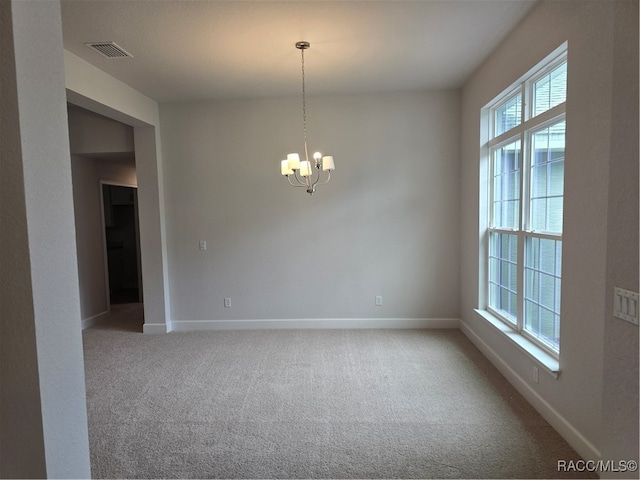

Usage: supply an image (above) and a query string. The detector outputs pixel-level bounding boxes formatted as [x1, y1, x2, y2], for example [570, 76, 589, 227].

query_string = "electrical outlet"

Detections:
[533, 366, 539, 384]
[224, 298, 231, 308]
[375, 295, 383, 306]
[199, 240, 207, 251]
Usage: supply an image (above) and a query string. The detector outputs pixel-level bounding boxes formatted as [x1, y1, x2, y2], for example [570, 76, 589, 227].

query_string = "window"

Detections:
[483, 48, 567, 356]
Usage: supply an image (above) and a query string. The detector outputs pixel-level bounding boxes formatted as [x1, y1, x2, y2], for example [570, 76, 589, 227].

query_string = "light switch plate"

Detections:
[613, 287, 639, 325]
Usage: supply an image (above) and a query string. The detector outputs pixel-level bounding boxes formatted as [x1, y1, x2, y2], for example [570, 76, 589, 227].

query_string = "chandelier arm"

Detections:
[287, 175, 307, 188]
[295, 169, 313, 189]
[289, 171, 308, 186]
[310, 165, 323, 189]
[314, 171, 332, 187]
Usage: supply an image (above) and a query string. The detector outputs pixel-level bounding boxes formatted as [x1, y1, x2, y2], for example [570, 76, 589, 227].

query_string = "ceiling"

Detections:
[61, 0, 537, 103]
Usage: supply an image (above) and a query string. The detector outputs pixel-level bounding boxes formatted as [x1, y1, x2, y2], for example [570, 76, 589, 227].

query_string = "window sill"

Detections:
[474, 309, 560, 379]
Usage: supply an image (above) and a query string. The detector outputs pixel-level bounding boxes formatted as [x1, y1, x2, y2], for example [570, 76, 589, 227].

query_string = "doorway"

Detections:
[101, 183, 143, 305]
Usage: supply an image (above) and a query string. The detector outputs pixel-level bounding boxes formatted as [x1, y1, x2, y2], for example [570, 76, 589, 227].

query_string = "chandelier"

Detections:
[280, 41, 335, 195]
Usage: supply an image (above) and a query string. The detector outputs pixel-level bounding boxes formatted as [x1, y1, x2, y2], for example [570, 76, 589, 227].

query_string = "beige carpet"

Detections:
[83, 305, 593, 479]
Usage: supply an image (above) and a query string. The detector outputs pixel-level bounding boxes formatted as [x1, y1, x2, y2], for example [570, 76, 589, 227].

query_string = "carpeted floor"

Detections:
[82, 304, 594, 479]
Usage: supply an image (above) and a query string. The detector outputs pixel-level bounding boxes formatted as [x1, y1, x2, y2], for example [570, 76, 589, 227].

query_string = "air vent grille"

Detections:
[85, 42, 133, 58]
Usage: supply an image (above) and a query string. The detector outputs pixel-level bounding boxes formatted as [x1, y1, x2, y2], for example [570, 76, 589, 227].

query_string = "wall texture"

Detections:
[160, 91, 460, 327]
[460, 0, 638, 464]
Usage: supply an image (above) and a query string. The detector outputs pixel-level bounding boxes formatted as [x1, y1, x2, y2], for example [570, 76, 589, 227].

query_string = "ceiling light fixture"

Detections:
[280, 41, 334, 195]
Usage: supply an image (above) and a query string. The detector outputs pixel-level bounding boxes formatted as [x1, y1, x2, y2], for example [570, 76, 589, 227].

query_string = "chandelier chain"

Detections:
[301, 46, 309, 163]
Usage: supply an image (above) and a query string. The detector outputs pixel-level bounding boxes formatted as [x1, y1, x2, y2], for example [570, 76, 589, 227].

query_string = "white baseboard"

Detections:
[460, 321, 600, 462]
[170, 317, 459, 332]
[143, 322, 171, 334]
[81, 310, 110, 330]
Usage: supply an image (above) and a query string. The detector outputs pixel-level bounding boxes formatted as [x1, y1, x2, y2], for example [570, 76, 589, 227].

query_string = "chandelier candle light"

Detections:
[280, 41, 335, 195]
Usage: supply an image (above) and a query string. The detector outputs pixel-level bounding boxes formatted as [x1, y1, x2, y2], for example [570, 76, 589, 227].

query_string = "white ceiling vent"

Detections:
[85, 42, 133, 58]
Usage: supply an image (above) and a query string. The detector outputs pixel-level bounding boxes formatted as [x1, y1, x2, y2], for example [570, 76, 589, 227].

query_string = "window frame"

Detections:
[482, 46, 567, 358]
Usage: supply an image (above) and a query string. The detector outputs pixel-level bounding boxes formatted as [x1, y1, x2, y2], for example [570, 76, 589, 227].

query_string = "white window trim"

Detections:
[474, 309, 560, 377]
[478, 43, 567, 371]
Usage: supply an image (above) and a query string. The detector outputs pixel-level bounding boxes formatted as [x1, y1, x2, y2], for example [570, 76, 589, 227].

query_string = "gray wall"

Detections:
[71, 155, 137, 321]
[68, 106, 137, 323]
[160, 91, 461, 325]
[600, 1, 639, 475]
[460, 0, 638, 464]
[0, 0, 91, 476]
[68, 105, 134, 156]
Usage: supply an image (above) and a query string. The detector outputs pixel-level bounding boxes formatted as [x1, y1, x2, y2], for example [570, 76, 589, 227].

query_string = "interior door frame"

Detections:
[99, 180, 143, 310]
